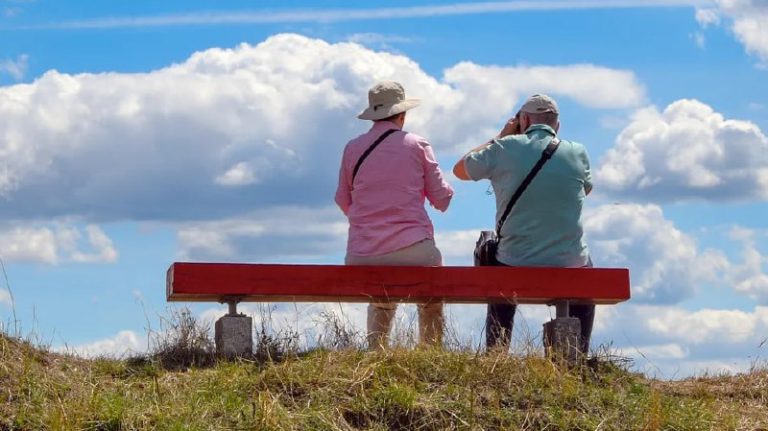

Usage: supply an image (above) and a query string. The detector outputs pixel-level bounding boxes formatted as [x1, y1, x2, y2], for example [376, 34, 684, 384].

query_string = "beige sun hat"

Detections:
[357, 81, 421, 121]
[520, 93, 559, 114]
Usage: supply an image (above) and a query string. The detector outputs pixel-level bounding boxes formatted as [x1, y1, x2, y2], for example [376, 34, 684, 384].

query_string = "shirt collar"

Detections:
[525, 124, 557, 136]
[370, 120, 402, 132]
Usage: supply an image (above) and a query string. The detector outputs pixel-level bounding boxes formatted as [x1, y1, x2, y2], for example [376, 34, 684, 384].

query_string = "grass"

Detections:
[1, 310, 767, 430]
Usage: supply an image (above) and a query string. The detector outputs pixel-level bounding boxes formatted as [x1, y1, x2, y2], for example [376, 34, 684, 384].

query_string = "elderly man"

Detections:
[453, 94, 594, 353]
[335, 81, 454, 349]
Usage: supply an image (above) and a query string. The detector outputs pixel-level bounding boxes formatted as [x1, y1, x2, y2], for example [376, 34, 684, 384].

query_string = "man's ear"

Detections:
[520, 112, 530, 132]
[555, 120, 560, 133]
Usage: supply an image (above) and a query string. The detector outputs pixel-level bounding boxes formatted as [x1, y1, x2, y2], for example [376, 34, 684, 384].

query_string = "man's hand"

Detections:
[497, 116, 521, 138]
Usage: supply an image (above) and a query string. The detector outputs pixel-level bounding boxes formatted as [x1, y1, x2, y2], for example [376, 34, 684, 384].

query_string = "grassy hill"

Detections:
[2, 330, 767, 431]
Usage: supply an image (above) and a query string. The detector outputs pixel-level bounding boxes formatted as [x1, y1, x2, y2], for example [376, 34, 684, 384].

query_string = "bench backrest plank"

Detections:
[167, 263, 630, 305]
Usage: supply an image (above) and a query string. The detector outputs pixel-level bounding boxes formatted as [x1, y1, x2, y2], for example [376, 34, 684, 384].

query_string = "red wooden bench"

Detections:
[166, 263, 630, 359]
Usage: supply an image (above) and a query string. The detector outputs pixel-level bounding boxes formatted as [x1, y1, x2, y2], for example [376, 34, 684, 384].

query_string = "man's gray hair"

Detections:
[526, 111, 559, 128]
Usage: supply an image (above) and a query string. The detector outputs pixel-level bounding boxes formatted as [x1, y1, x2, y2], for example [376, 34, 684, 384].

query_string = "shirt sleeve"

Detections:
[579, 145, 593, 194]
[334, 146, 352, 215]
[418, 138, 454, 212]
[464, 139, 503, 181]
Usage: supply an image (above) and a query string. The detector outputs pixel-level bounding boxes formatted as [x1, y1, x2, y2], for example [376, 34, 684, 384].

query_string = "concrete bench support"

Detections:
[214, 297, 252, 358]
[543, 301, 581, 366]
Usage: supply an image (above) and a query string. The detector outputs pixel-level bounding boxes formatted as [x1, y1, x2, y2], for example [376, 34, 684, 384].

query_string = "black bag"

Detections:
[473, 137, 560, 267]
[474, 230, 499, 266]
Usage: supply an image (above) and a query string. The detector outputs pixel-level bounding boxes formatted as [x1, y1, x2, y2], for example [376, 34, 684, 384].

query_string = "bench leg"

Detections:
[214, 299, 252, 358]
[543, 301, 581, 366]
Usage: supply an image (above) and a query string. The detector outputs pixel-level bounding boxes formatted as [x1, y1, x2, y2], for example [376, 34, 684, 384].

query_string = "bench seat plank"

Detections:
[167, 263, 630, 305]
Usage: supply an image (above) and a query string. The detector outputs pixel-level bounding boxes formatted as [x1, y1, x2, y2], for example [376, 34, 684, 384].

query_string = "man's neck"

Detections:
[374, 119, 404, 129]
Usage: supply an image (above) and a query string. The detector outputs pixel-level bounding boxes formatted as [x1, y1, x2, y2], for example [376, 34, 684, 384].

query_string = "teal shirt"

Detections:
[465, 124, 591, 267]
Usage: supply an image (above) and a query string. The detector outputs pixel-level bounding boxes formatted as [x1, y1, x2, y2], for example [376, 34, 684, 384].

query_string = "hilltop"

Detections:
[1, 331, 767, 430]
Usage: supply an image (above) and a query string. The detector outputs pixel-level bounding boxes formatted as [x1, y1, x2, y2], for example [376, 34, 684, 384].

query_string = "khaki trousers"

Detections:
[345, 239, 444, 349]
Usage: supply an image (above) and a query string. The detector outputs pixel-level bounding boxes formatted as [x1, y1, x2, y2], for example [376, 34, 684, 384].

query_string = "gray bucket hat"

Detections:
[357, 81, 421, 121]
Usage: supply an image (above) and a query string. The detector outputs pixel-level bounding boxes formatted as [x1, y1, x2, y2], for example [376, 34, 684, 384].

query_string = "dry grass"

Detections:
[2, 325, 768, 430]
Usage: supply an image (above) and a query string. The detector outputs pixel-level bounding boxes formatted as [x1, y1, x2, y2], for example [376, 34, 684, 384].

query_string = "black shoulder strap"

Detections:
[495, 137, 561, 236]
[352, 129, 398, 184]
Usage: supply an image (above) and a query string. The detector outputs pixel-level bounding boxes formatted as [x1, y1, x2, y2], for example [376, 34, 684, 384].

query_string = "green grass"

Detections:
[2, 333, 767, 430]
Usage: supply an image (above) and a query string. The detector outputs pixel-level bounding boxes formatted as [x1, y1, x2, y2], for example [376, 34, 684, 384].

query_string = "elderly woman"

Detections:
[335, 81, 454, 349]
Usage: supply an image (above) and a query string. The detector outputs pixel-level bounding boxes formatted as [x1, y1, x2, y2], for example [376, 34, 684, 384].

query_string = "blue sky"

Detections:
[1, 0, 767, 378]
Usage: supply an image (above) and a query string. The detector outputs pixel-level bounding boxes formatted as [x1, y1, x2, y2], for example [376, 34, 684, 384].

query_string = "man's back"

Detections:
[465, 124, 591, 267]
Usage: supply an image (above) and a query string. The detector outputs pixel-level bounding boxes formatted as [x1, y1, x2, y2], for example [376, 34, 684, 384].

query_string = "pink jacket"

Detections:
[335, 121, 454, 256]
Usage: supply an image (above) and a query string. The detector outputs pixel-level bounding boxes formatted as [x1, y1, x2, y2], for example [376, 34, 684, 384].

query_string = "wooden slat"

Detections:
[167, 263, 630, 305]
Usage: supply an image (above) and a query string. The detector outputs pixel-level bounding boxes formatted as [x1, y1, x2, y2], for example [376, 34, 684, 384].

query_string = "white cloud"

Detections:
[55, 330, 145, 358]
[63, 225, 119, 263]
[591, 303, 768, 378]
[0, 223, 118, 264]
[618, 343, 689, 360]
[0, 54, 28, 80]
[725, 227, 768, 302]
[645, 307, 761, 343]
[584, 206, 768, 304]
[30, 1, 701, 30]
[0, 226, 57, 263]
[584, 203, 730, 303]
[215, 161, 258, 186]
[695, 8, 721, 26]
[596, 99, 768, 202]
[0, 288, 11, 307]
[0, 33, 645, 223]
[435, 229, 484, 265]
[695, 0, 768, 64]
[176, 206, 347, 262]
[346, 33, 413, 51]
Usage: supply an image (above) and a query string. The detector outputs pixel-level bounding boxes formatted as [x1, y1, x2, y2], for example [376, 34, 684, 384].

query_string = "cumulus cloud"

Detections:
[176, 206, 347, 262]
[696, 0, 768, 64]
[435, 229, 483, 265]
[0, 223, 118, 264]
[55, 330, 145, 358]
[0, 54, 28, 80]
[598, 303, 768, 378]
[0, 33, 645, 223]
[726, 227, 768, 302]
[596, 99, 768, 202]
[584, 203, 730, 303]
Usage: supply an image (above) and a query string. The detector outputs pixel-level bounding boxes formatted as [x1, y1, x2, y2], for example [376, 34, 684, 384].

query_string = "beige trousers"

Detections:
[345, 239, 444, 349]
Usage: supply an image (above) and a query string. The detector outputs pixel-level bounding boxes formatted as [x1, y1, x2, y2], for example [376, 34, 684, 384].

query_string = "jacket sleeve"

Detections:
[419, 138, 454, 212]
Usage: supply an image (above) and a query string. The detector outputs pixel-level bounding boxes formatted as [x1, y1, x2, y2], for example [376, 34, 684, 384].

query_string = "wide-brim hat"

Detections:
[357, 81, 421, 121]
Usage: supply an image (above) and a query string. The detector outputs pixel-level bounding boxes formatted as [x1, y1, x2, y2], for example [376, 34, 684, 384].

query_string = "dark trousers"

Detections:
[485, 303, 595, 354]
